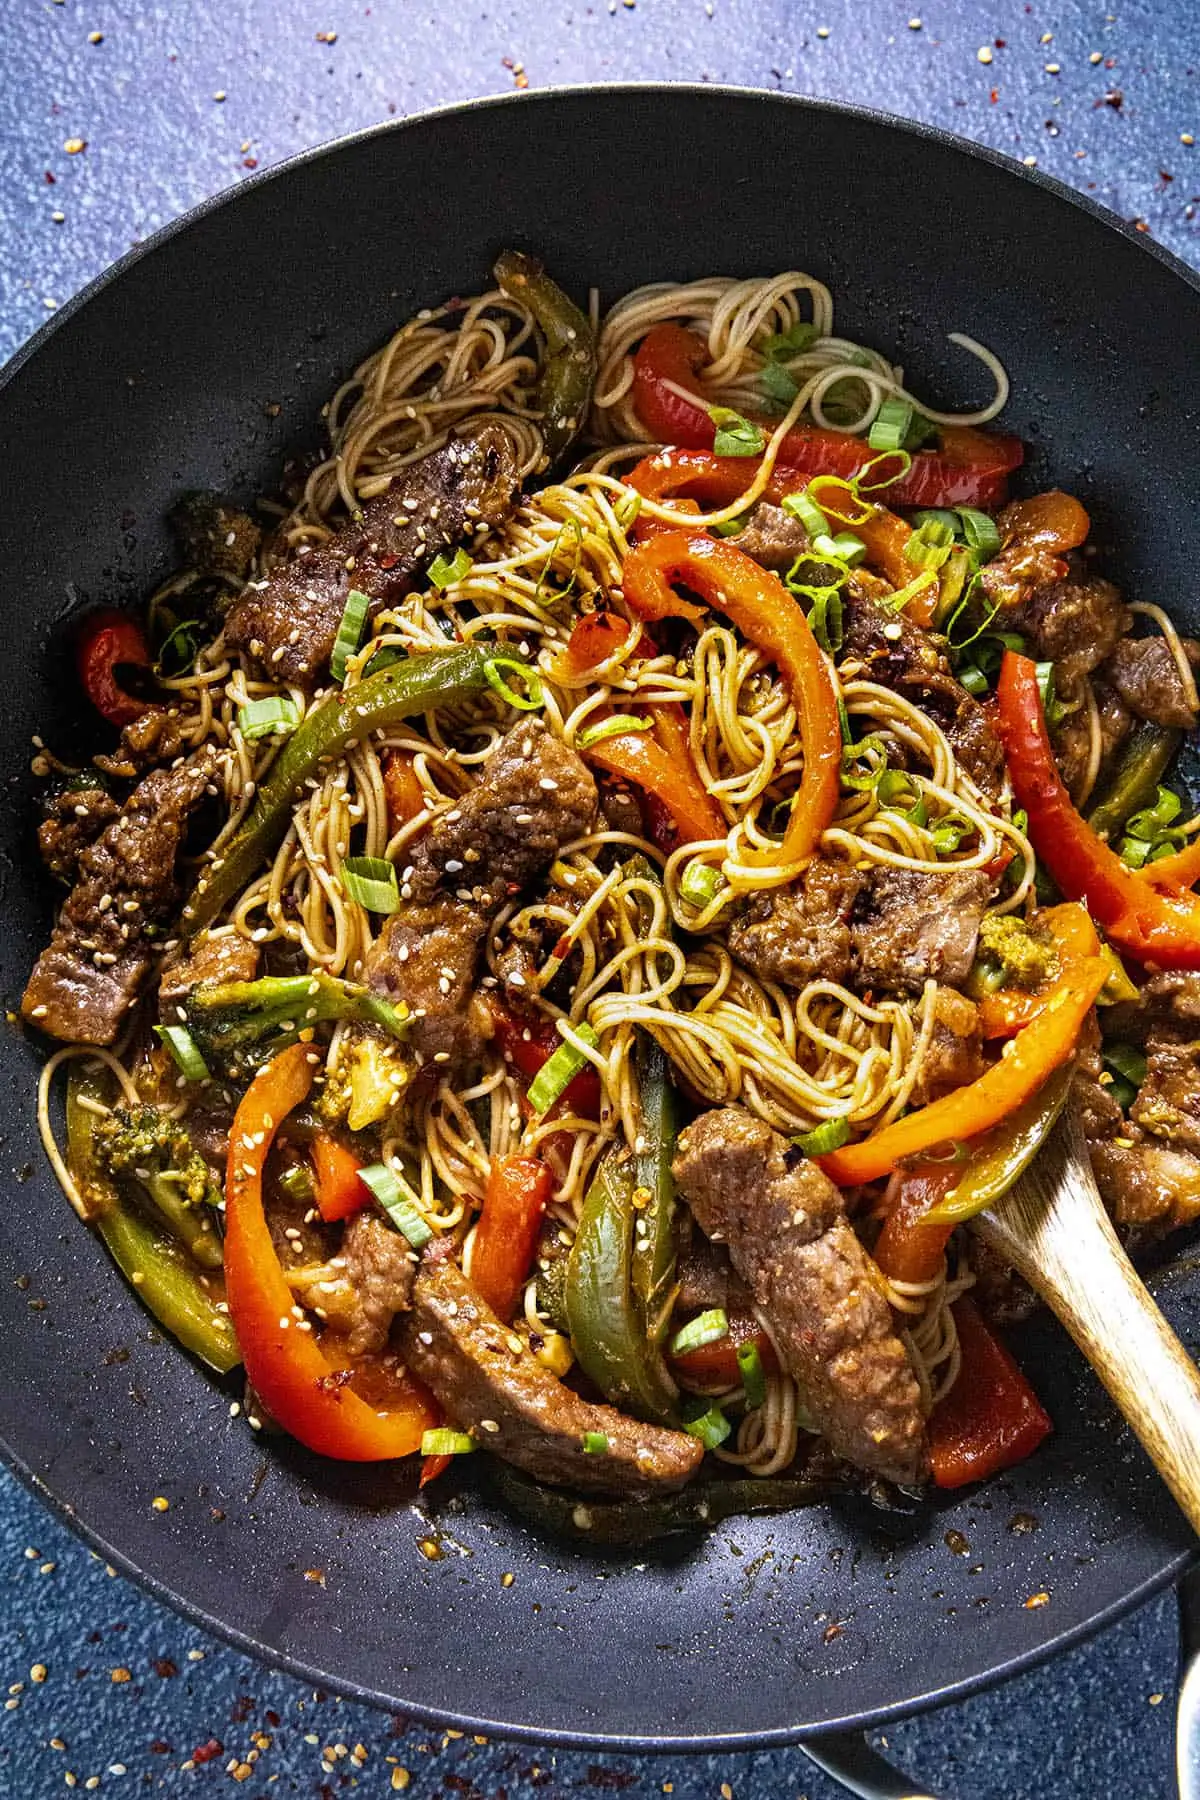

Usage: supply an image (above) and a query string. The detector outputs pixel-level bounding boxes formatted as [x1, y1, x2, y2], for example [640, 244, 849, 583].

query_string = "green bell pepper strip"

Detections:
[921, 1061, 1074, 1228]
[566, 1145, 681, 1425]
[630, 1031, 679, 1350]
[487, 1464, 843, 1546]
[66, 1067, 241, 1373]
[183, 646, 519, 933]
[1085, 719, 1182, 845]
[494, 251, 597, 461]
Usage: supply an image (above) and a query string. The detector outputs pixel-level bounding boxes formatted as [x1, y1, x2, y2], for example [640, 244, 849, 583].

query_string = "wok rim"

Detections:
[2, 82, 1198, 1750]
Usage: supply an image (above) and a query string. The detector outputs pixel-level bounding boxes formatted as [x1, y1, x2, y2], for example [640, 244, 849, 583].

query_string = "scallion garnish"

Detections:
[527, 1023, 600, 1116]
[881, 568, 940, 617]
[708, 406, 766, 457]
[238, 696, 301, 742]
[711, 514, 748, 538]
[683, 1404, 732, 1450]
[905, 517, 956, 572]
[957, 507, 1002, 562]
[759, 360, 800, 407]
[277, 1161, 316, 1204]
[852, 449, 912, 494]
[840, 733, 890, 792]
[359, 1161, 432, 1247]
[670, 1308, 730, 1356]
[154, 1023, 210, 1082]
[679, 861, 726, 908]
[808, 474, 873, 526]
[877, 769, 928, 827]
[420, 1428, 476, 1457]
[581, 1431, 610, 1455]
[736, 1341, 767, 1409]
[910, 508, 959, 536]
[867, 397, 913, 453]
[813, 530, 867, 568]
[1103, 1043, 1147, 1090]
[156, 617, 202, 678]
[483, 655, 543, 712]
[428, 547, 473, 590]
[930, 814, 973, 855]
[762, 320, 819, 360]
[1034, 659, 1066, 726]
[341, 855, 400, 915]
[794, 1117, 851, 1156]
[1126, 785, 1183, 841]
[534, 518, 583, 608]
[578, 714, 653, 749]
[330, 587, 371, 683]
[782, 489, 829, 538]
[958, 664, 989, 698]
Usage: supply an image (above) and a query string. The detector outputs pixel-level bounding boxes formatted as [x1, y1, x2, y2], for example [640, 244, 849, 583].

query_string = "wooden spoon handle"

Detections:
[975, 1100, 1200, 1536]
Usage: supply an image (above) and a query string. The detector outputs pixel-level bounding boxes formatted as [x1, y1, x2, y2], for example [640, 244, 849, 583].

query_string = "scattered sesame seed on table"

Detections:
[0, 2, 1196, 1796]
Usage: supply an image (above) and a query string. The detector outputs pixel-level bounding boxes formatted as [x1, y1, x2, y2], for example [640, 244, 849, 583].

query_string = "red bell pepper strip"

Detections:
[930, 1296, 1052, 1488]
[311, 1131, 372, 1223]
[997, 651, 1200, 970]
[381, 748, 426, 832]
[76, 608, 160, 728]
[820, 952, 1108, 1187]
[873, 1165, 960, 1286]
[669, 1308, 780, 1390]
[976, 903, 1101, 1040]
[583, 725, 725, 846]
[419, 1447, 453, 1489]
[469, 1155, 552, 1323]
[560, 609, 655, 677]
[224, 1044, 438, 1461]
[622, 531, 841, 867]
[491, 1004, 602, 1120]
[631, 324, 1024, 510]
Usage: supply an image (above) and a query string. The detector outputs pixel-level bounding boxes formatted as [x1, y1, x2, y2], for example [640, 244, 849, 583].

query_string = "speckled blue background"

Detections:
[3, 1, 1199, 1794]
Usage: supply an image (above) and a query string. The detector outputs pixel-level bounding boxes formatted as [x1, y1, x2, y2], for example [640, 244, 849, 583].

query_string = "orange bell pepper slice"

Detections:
[469, 1155, 552, 1324]
[976, 903, 1101, 1039]
[583, 724, 724, 846]
[819, 952, 1108, 1187]
[224, 1044, 437, 1461]
[311, 1131, 372, 1223]
[930, 1296, 1052, 1488]
[1137, 835, 1200, 892]
[873, 1165, 960, 1286]
[622, 531, 841, 868]
[381, 748, 426, 832]
[997, 650, 1200, 969]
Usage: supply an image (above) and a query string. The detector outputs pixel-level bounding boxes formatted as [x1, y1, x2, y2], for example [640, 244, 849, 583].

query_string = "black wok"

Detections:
[2, 88, 1199, 1761]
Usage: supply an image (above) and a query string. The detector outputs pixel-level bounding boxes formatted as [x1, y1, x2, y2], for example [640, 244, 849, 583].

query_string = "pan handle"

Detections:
[1177, 1562, 1200, 1800]
[801, 1731, 941, 1799]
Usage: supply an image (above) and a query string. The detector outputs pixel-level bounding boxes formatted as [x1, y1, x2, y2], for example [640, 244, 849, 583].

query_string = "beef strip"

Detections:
[1076, 1031, 1200, 1239]
[1102, 635, 1200, 731]
[1003, 573, 1132, 691]
[732, 501, 809, 571]
[22, 746, 222, 1045]
[672, 1107, 927, 1485]
[1101, 971, 1200, 1044]
[674, 1231, 753, 1315]
[288, 1213, 416, 1358]
[403, 1256, 703, 1495]
[1131, 1028, 1200, 1155]
[38, 783, 120, 883]
[363, 719, 596, 1066]
[911, 988, 985, 1106]
[158, 930, 260, 1024]
[728, 857, 865, 990]
[1055, 678, 1136, 800]
[840, 590, 1005, 795]
[94, 709, 189, 779]
[224, 423, 520, 686]
[968, 1238, 1038, 1327]
[851, 866, 993, 995]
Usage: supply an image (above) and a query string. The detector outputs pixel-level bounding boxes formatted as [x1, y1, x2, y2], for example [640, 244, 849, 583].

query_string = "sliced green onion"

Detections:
[809, 586, 845, 655]
[867, 397, 913, 453]
[881, 567, 939, 617]
[238, 696, 301, 742]
[330, 588, 371, 682]
[841, 734, 890, 792]
[670, 1308, 730, 1356]
[683, 1404, 732, 1450]
[1126, 785, 1183, 841]
[1118, 835, 1152, 869]
[277, 1161, 316, 1204]
[711, 514, 747, 538]
[910, 508, 960, 537]
[1103, 1043, 1147, 1090]
[813, 531, 867, 567]
[156, 617, 202, 678]
[527, 1023, 600, 1116]
[905, 517, 956, 571]
[428, 547, 473, 590]
[808, 475, 873, 526]
[877, 768, 928, 826]
[762, 321, 819, 359]
[679, 861, 726, 908]
[958, 664, 989, 698]
[837, 693, 853, 745]
[957, 507, 1002, 562]
[904, 411, 940, 451]
[420, 1428, 476, 1457]
[736, 1341, 767, 1409]
[852, 449, 912, 494]
[534, 518, 583, 608]
[359, 1161, 432, 1247]
[782, 489, 829, 538]
[154, 1024, 210, 1082]
[341, 855, 400, 915]
[931, 814, 973, 855]
[708, 406, 766, 457]
[794, 1117, 850, 1156]
[759, 361, 799, 407]
[577, 714, 652, 749]
[581, 1430, 610, 1455]
[483, 655, 543, 712]
[1034, 660, 1060, 724]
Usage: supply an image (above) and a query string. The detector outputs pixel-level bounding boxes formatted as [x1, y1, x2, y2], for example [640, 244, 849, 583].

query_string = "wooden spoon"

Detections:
[973, 1094, 1200, 1534]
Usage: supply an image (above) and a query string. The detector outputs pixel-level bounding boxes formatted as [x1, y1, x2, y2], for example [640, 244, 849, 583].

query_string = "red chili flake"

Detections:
[242, 157, 258, 169]
[1099, 89, 1124, 109]
[1159, 169, 1174, 183]
[994, 37, 1006, 47]
[149, 1740, 173, 1756]
[191, 1739, 224, 1766]
[1134, 219, 1151, 233]
[152, 1659, 178, 1679]
[990, 88, 999, 104]
[44, 171, 56, 184]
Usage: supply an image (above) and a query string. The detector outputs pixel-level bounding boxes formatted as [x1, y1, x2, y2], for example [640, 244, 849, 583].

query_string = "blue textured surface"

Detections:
[3, 1, 1200, 1794]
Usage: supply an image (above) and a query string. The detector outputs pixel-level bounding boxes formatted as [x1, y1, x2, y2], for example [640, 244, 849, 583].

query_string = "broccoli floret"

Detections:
[181, 973, 408, 1082]
[971, 914, 1057, 994]
[93, 1105, 223, 1267]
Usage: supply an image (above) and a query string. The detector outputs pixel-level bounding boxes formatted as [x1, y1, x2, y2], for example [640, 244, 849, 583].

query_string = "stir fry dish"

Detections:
[24, 257, 1200, 1537]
